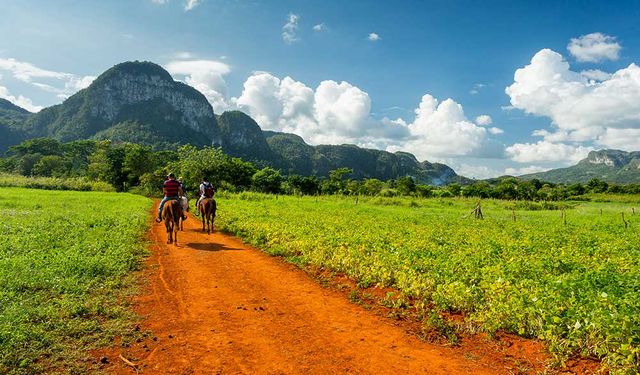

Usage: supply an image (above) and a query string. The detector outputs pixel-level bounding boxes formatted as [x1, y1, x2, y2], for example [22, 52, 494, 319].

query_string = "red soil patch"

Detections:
[95, 204, 601, 374]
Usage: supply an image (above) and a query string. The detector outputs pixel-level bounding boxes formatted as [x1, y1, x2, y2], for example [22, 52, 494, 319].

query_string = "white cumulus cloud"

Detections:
[165, 59, 231, 112]
[567, 32, 621, 62]
[506, 48, 640, 151]
[368, 33, 380, 42]
[475, 115, 492, 126]
[580, 69, 612, 81]
[282, 13, 300, 44]
[388, 95, 497, 160]
[505, 141, 592, 163]
[235, 72, 498, 161]
[235, 72, 408, 145]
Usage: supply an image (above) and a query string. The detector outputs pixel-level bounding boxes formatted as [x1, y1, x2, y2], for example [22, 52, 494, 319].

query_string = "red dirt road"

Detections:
[101, 206, 538, 374]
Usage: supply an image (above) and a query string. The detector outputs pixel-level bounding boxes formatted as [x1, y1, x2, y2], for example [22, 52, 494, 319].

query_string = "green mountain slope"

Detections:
[521, 150, 640, 183]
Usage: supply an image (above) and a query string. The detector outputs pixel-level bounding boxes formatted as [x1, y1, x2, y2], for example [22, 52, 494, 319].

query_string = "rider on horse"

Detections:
[156, 173, 187, 223]
[195, 177, 215, 216]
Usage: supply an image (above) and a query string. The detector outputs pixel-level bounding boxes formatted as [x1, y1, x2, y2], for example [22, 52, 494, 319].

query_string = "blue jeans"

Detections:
[158, 196, 179, 217]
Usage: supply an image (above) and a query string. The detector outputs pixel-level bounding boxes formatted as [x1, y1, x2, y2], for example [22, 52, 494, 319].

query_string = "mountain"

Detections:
[0, 99, 30, 151]
[521, 149, 640, 183]
[217, 111, 276, 164]
[0, 61, 467, 185]
[19, 61, 220, 149]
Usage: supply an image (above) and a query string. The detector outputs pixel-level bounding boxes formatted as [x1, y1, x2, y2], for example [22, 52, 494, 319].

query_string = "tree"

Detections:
[567, 183, 586, 196]
[299, 176, 320, 195]
[18, 153, 42, 176]
[396, 176, 416, 195]
[8, 138, 62, 157]
[447, 183, 462, 197]
[329, 167, 352, 182]
[461, 182, 491, 198]
[586, 178, 608, 193]
[362, 178, 384, 196]
[415, 184, 434, 198]
[169, 145, 256, 192]
[32, 155, 67, 177]
[123, 144, 154, 186]
[492, 178, 518, 200]
[252, 167, 283, 194]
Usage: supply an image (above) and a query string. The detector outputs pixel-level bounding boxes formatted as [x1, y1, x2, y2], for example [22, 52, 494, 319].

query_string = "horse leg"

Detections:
[201, 209, 206, 232]
[174, 220, 178, 245]
[166, 221, 172, 244]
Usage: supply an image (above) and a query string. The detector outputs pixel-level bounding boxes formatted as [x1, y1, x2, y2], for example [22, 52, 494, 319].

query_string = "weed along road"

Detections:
[103, 204, 509, 374]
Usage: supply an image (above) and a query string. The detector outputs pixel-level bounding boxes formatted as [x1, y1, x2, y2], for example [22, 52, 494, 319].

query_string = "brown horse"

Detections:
[162, 199, 182, 244]
[198, 198, 216, 234]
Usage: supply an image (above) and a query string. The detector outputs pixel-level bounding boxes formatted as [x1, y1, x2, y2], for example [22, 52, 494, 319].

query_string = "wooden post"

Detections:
[562, 208, 567, 226]
[512, 208, 516, 222]
[600, 208, 603, 216]
[622, 212, 629, 229]
[474, 201, 483, 219]
[633, 207, 636, 215]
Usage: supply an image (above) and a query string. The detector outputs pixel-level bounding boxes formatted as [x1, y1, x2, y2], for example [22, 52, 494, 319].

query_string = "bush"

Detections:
[0, 173, 115, 192]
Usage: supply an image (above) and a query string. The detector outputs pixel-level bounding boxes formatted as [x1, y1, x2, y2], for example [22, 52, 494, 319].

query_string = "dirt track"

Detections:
[101, 205, 536, 374]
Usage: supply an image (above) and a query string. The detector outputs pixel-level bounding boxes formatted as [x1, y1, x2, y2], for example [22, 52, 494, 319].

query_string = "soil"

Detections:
[95, 204, 600, 374]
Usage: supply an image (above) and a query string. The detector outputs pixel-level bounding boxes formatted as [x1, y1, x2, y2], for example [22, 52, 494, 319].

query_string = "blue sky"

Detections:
[2, 0, 640, 178]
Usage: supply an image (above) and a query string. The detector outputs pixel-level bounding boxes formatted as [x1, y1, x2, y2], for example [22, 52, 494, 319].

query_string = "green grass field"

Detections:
[0, 187, 151, 374]
[215, 193, 640, 372]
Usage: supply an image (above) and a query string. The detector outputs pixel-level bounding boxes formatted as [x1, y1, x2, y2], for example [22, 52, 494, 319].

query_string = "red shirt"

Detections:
[163, 179, 181, 197]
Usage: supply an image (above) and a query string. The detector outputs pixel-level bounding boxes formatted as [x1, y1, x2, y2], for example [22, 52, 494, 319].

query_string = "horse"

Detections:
[198, 198, 217, 235]
[162, 199, 182, 245]
[179, 196, 189, 231]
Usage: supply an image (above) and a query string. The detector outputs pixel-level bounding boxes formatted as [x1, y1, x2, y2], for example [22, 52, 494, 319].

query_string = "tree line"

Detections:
[2, 138, 639, 200]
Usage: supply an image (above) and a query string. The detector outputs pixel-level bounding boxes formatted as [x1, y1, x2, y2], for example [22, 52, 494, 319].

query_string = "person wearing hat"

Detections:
[156, 173, 187, 223]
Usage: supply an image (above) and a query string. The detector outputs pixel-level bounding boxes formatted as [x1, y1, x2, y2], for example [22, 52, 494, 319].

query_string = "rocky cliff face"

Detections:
[22, 61, 220, 146]
[583, 149, 640, 168]
[89, 63, 219, 142]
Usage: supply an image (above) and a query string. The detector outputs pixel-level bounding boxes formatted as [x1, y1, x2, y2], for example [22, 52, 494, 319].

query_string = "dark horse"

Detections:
[162, 199, 182, 244]
[198, 198, 217, 234]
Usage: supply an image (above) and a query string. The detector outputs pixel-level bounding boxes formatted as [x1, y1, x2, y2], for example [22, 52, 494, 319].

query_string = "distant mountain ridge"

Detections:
[0, 98, 31, 151]
[521, 149, 640, 183]
[0, 61, 467, 185]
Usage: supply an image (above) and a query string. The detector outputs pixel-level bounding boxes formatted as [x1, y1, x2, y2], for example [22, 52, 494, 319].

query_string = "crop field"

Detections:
[215, 193, 640, 372]
[0, 187, 151, 374]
